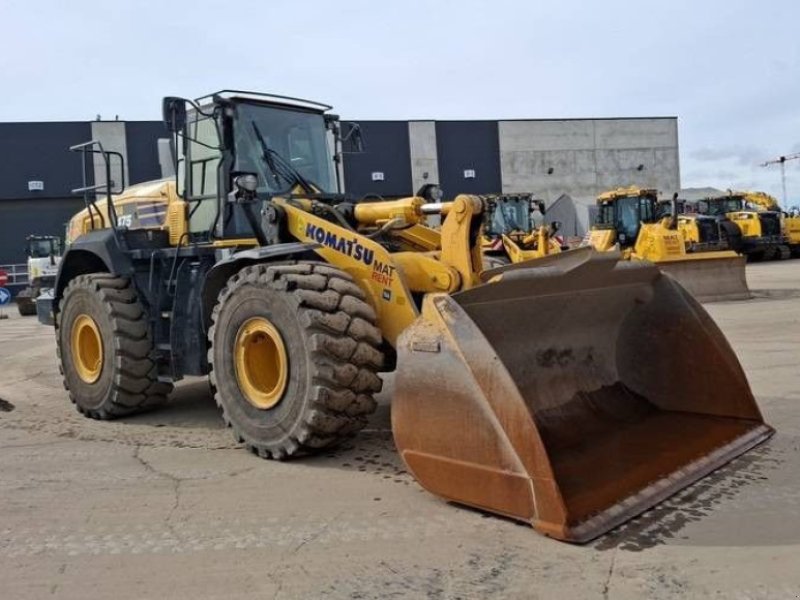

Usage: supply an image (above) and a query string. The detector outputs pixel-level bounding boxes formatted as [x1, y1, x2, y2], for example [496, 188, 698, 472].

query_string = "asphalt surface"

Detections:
[1, 260, 799, 599]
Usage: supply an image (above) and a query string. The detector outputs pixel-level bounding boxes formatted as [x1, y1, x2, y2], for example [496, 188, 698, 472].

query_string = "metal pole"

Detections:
[780, 158, 788, 207]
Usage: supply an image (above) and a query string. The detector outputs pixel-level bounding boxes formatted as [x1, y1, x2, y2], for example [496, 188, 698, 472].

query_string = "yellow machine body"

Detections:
[695, 191, 788, 259]
[585, 187, 749, 302]
[481, 194, 562, 264]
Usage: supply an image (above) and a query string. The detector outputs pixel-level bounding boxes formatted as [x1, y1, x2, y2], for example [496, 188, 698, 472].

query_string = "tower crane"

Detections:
[761, 152, 800, 207]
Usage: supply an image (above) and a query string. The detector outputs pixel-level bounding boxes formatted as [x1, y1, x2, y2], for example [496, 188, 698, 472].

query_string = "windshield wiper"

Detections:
[251, 122, 316, 194]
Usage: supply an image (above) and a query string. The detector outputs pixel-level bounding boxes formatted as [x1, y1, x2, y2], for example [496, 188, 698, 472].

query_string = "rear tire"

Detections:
[57, 274, 172, 419]
[209, 262, 384, 459]
[16, 291, 37, 316]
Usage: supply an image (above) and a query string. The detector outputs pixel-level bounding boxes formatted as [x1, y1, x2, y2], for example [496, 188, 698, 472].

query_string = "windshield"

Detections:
[616, 197, 642, 242]
[703, 198, 744, 215]
[28, 238, 60, 258]
[597, 196, 645, 244]
[233, 102, 335, 194]
[488, 198, 532, 235]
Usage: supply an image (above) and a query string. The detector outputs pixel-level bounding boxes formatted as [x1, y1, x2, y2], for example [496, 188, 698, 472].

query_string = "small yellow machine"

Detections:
[657, 198, 744, 254]
[481, 194, 562, 264]
[52, 92, 772, 543]
[585, 187, 749, 302]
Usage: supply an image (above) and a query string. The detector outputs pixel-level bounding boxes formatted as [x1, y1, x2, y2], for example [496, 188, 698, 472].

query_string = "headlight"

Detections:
[234, 173, 258, 192]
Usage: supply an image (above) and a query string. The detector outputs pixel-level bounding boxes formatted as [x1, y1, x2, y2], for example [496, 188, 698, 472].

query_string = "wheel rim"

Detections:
[71, 314, 103, 384]
[234, 317, 288, 410]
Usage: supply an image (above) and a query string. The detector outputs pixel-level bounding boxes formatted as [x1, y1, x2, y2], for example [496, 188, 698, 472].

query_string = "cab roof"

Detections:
[194, 90, 333, 113]
[596, 186, 658, 204]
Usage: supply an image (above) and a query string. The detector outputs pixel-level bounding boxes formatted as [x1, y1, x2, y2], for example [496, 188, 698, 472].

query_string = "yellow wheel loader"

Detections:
[584, 187, 750, 302]
[52, 92, 772, 543]
[481, 194, 563, 265]
[15, 235, 62, 316]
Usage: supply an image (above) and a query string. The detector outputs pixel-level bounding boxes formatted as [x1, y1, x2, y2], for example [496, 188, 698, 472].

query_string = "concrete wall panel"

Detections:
[593, 118, 677, 149]
[499, 120, 595, 152]
[498, 118, 680, 233]
[408, 121, 439, 193]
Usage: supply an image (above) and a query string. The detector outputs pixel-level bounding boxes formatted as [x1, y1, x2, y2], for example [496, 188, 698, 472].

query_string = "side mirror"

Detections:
[162, 97, 187, 133]
[342, 122, 365, 153]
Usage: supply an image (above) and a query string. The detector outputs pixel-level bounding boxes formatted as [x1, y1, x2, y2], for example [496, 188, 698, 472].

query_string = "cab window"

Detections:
[184, 114, 222, 233]
[187, 115, 221, 199]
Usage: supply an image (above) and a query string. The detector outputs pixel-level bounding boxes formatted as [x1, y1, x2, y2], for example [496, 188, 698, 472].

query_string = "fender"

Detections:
[200, 241, 318, 326]
[53, 229, 133, 317]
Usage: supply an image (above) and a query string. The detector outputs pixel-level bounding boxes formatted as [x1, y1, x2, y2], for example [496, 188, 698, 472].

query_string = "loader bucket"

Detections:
[392, 248, 773, 542]
[655, 252, 750, 303]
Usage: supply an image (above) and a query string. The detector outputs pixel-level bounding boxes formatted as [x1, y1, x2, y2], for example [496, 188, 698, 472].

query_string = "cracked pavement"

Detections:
[1, 260, 800, 599]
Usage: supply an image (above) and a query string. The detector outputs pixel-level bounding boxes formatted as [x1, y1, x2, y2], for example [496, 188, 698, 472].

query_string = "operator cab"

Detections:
[698, 196, 746, 216]
[596, 189, 658, 247]
[164, 91, 349, 243]
[486, 195, 544, 237]
[26, 235, 61, 258]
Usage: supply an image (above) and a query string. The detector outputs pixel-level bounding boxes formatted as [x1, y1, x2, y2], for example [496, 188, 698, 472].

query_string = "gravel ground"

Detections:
[1, 260, 799, 599]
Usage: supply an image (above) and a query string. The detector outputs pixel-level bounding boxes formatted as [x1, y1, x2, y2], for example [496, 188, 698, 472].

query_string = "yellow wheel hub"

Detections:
[71, 314, 103, 384]
[234, 317, 288, 410]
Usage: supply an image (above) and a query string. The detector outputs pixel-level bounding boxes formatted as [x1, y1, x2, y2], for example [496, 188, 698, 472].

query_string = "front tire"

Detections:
[209, 262, 384, 459]
[57, 274, 172, 419]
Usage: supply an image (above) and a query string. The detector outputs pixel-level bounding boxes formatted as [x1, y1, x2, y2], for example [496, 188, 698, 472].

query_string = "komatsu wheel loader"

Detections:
[481, 194, 563, 265]
[52, 91, 772, 543]
[584, 187, 750, 302]
[696, 191, 790, 261]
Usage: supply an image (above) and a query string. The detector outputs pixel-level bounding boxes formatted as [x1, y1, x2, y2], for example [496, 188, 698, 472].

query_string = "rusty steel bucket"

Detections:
[392, 248, 773, 542]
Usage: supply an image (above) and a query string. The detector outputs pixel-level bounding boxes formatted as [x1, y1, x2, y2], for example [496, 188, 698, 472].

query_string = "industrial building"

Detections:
[345, 117, 680, 235]
[0, 115, 680, 272]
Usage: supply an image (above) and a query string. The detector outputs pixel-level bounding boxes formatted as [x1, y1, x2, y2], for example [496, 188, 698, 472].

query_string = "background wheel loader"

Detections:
[583, 186, 750, 302]
[481, 193, 563, 265]
[52, 91, 773, 542]
[15, 235, 62, 316]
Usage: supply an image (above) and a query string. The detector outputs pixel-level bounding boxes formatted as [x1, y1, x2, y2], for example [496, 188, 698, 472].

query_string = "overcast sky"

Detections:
[1, 0, 798, 203]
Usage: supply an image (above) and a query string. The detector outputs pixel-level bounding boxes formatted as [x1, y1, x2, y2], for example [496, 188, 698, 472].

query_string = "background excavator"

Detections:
[481, 193, 563, 265]
[583, 187, 749, 302]
[695, 191, 790, 260]
[51, 91, 772, 543]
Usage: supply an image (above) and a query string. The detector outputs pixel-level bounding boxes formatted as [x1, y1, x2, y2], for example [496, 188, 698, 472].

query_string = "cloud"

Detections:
[689, 146, 766, 167]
